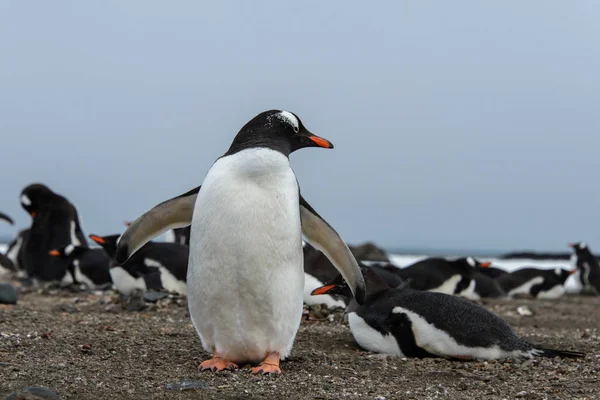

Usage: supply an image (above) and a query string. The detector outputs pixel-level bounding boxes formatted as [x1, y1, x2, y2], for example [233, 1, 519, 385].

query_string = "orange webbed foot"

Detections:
[251, 352, 282, 375]
[199, 353, 238, 373]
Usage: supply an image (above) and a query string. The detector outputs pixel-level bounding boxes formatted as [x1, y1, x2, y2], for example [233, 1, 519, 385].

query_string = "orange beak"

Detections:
[569, 269, 578, 275]
[48, 250, 60, 256]
[310, 284, 337, 296]
[480, 262, 491, 268]
[568, 243, 577, 248]
[90, 235, 106, 245]
[308, 136, 334, 149]
[30, 211, 36, 218]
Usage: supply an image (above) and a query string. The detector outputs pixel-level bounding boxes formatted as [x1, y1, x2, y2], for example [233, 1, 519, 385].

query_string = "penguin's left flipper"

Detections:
[0, 212, 14, 225]
[299, 195, 366, 304]
[116, 186, 201, 263]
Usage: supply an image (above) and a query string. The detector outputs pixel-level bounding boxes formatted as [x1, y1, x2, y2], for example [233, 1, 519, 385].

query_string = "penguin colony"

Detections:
[0, 110, 593, 375]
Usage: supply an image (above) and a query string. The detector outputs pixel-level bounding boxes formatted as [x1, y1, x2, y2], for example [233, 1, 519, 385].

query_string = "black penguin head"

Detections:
[90, 234, 121, 260]
[453, 257, 491, 273]
[312, 265, 391, 298]
[225, 110, 333, 157]
[569, 242, 590, 254]
[554, 267, 577, 283]
[49, 244, 87, 259]
[20, 183, 60, 217]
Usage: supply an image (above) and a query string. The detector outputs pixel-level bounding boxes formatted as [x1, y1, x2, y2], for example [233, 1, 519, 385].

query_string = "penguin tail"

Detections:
[533, 347, 586, 358]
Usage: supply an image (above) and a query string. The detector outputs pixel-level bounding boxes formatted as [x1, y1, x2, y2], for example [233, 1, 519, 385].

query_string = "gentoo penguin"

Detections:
[496, 267, 575, 299]
[0, 212, 14, 225]
[398, 257, 490, 299]
[0, 252, 16, 276]
[475, 265, 508, 279]
[48, 245, 112, 289]
[570, 242, 600, 294]
[312, 266, 585, 360]
[115, 110, 365, 375]
[19, 184, 88, 282]
[90, 234, 188, 295]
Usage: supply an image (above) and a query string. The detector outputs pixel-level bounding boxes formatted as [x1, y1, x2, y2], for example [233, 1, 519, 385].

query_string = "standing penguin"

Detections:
[116, 110, 365, 375]
[19, 184, 88, 282]
[312, 266, 585, 360]
[569, 242, 600, 294]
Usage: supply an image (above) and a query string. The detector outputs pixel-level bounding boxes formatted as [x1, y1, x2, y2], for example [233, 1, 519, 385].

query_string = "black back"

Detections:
[71, 248, 112, 286]
[398, 257, 472, 292]
[473, 272, 506, 298]
[172, 226, 191, 246]
[20, 184, 88, 281]
[476, 266, 508, 278]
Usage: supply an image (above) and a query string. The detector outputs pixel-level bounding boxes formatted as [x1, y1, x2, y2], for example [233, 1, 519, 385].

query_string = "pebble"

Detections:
[121, 291, 146, 312]
[143, 290, 169, 303]
[164, 379, 208, 391]
[515, 390, 528, 398]
[57, 303, 78, 314]
[517, 306, 533, 316]
[0, 283, 18, 305]
[6, 385, 60, 400]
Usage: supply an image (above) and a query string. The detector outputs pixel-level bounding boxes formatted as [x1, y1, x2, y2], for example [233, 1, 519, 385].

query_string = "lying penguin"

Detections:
[312, 266, 585, 360]
[570, 242, 600, 294]
[496, 267, 575, 299]
[0, 213, 17, 275]
[398, 257, 490, 300]
[90, 234, 188, 295]
[48, 245, 112, 290]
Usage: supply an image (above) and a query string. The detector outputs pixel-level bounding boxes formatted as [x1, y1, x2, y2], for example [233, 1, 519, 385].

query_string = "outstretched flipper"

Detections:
[300, 195, 366, 304]
[116, 186, 200, 263]
[0, 212, 14, 225]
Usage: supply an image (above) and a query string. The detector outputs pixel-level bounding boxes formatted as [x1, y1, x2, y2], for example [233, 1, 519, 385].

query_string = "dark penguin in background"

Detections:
[570, 242, 600, 295]
[475, 265, 508, 279]
[49, 245, 112, 289]
[397, 257, 490, 300]
[19, 184, 88, 282]
[312, 266, 585, 360]
[497, 267, 575, 299]
[90, 234, 188, 295]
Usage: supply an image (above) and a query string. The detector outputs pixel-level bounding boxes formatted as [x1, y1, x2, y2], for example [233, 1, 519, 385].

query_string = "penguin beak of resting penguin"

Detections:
[90, 235, 106, 245]
[569, 269, 577, 275]
[479, 262, 491, 268]
[48, 250, 60, 257]
[311, 284, 339, 296]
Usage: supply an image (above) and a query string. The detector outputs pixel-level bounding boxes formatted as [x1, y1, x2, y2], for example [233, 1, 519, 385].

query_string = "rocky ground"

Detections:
[0, 287, 599, 400]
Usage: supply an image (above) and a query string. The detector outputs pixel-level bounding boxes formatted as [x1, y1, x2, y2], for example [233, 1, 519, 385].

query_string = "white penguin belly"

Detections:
[507, 276, 544, 297]
[536, 284, 565, 299]
[457, 279, 480, 300]
[348, 312, 404, 356]
[428, 274, 461, 295]
[188, 149, 304, 364]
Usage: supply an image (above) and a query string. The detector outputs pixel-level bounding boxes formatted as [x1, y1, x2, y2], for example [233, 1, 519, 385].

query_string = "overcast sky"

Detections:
[1, 1, 599, 252]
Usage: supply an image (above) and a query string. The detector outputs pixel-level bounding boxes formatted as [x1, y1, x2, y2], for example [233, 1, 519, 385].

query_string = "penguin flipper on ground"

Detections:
[116, 186, 201, 263]
[532, 347, 585, 358]
[299, 195, 366, 304]
[0, 212, 14, 225]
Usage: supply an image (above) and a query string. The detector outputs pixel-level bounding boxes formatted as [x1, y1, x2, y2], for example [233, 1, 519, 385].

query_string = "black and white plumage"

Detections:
[472, 272, 507, 299]
[5, 229, 29, 277]
[48, 244, 112, 289]
[90, 234, 188, 296]
[312, 266, 585, 360]
[397, 257, 490, 300]
[114, 110, 365, 374]
[19, 184, 88, 282]
[496, 267, 575, 299]
[570, 242, 600, 294]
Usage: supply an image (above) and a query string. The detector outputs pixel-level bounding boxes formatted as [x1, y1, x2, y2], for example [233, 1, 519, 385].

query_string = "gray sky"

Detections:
[1, 1, 599, 252]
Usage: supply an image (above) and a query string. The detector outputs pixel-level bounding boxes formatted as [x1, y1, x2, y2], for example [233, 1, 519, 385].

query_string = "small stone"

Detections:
[121, 290, 147, 312]
[7, 385, 60, 400]
[143, 290, 169, 303]
[515, 391, 528, 398]
[58, 303, 78, 314]
[164, 379, 208, 391]
[80, 344, 92, 353]
[517, 306, 533, 316]
[0, 283, 18, 305]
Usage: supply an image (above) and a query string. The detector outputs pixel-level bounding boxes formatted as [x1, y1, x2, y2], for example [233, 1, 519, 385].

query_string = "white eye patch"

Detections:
[580, 242, 587, 249]
[64, 244, 75, 256]
[466, 257, 475, 267]
[277, 111, 300, 132]
[20, 194, 32, 206]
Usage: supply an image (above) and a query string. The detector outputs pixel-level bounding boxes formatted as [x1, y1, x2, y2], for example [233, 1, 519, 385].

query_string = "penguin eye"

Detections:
[293, 126, 299, 133]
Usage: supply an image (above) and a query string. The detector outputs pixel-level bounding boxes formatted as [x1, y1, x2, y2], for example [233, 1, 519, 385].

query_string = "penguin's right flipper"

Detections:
[534, 347, 586, 358]
[116, 186, 201, 263]
[0, 212, 14, 225]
